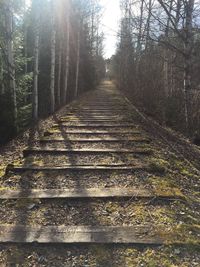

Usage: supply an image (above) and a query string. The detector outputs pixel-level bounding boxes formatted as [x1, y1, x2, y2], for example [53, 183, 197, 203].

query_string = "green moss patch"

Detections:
[148, 158, 170, 173]
[161, 224, 200, 245]
[148, 177, 185, 199]
[0, 166, 6, 177]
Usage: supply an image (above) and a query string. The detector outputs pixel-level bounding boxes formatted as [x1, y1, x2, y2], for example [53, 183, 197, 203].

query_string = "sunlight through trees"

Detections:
[0, 0, 105, 143]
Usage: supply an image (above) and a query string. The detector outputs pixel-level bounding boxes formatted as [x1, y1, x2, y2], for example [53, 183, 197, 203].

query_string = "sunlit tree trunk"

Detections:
[33, 3, 40, 121]
[183, 0, 194, 132]
[24, 27, 28, 75]
[23, 1, 28, 76]
[75, 20, 81, 98]
[63, 0, 70, 105]
[50, 0, 56, 113]
[163, 0, 173, 101]
[90, 0, 95, 53]
[57, 37, 62, 107]
[170, 0, 182, 96]
[24, 21, 28, 104]
[5, 1, 17, 127]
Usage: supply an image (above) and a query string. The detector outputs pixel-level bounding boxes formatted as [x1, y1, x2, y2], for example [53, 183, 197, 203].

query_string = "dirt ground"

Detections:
[0, 82, 199, 266]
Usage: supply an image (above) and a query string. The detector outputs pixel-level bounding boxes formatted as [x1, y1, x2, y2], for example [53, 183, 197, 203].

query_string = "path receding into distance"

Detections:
[0, 81, 199, 266]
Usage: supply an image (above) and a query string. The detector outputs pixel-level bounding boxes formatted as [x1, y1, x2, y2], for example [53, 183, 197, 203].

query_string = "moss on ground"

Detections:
[160, 224, 200, 245]
[171, 159, 198, 179]
[90, 245, 113, 266]
[148, 176, 185, 199]
[123, 245, 200, 267]
[23, 157, 43, 166]
[0, 166, 6, 177]
[148, 158, 169, 173]
[0, 244, 199, 267]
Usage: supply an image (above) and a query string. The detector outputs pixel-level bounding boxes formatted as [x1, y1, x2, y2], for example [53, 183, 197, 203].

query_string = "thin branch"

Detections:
[158, 0, 186, 41]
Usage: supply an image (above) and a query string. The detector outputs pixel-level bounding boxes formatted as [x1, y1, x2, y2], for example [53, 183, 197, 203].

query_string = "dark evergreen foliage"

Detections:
[0, 0, 106, 144]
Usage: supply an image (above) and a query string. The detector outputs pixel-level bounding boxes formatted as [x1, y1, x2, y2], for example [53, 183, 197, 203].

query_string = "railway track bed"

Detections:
[0, 82, 199, 266]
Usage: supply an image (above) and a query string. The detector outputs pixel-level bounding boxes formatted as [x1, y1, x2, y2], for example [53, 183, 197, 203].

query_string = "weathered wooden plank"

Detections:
[60, 116, 126, 119]
[0, 187, 184, 200]
[40, 138, 151, 143]
[71, 105, 128, 108]
[80, 106, 127, 108]
[45, 130, 141, 135]
[59, 120, 131, 123]
[23, 148, 152, 157]
[62, 115, 130, 118]
[64, 112, 127, 116]
[52, 124, 138, 128]
[6, 164, 149, 173]
[59, 116, 128, 119]
[0, 225, 165, 244]
[58, 121, 134, 125]
[69, 108, 130, 111]
[61, 117, 126, 118]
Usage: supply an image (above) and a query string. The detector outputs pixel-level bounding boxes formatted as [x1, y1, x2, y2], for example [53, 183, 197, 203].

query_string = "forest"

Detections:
[0, 0, 200, 143]
[0, 0, 200, 265]
[110, 0, 200, 142]
[0, 0, 105, 144]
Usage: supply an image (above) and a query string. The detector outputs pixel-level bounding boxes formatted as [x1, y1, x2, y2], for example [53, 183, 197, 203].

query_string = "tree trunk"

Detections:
[50, 0, 56, 114]
[183, 0, 194, 132]
[24, 23, 28, 104]
[145, 0, 152, 50]
[57, 38, 62, 107]
[0, 58, 5, 95]
[137, 0, 144, 58]
[75, 21, 81, 98]
[5, 1, 17, 128]
[90, 1, 95, 53]
[23, 0, 28, 75]
[63, 6, 70, 105]
[33, 7, 40, 121]
[163, 0, 173, 100]
[170, 0, 182, 96]
[24, 26, 28, 75]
